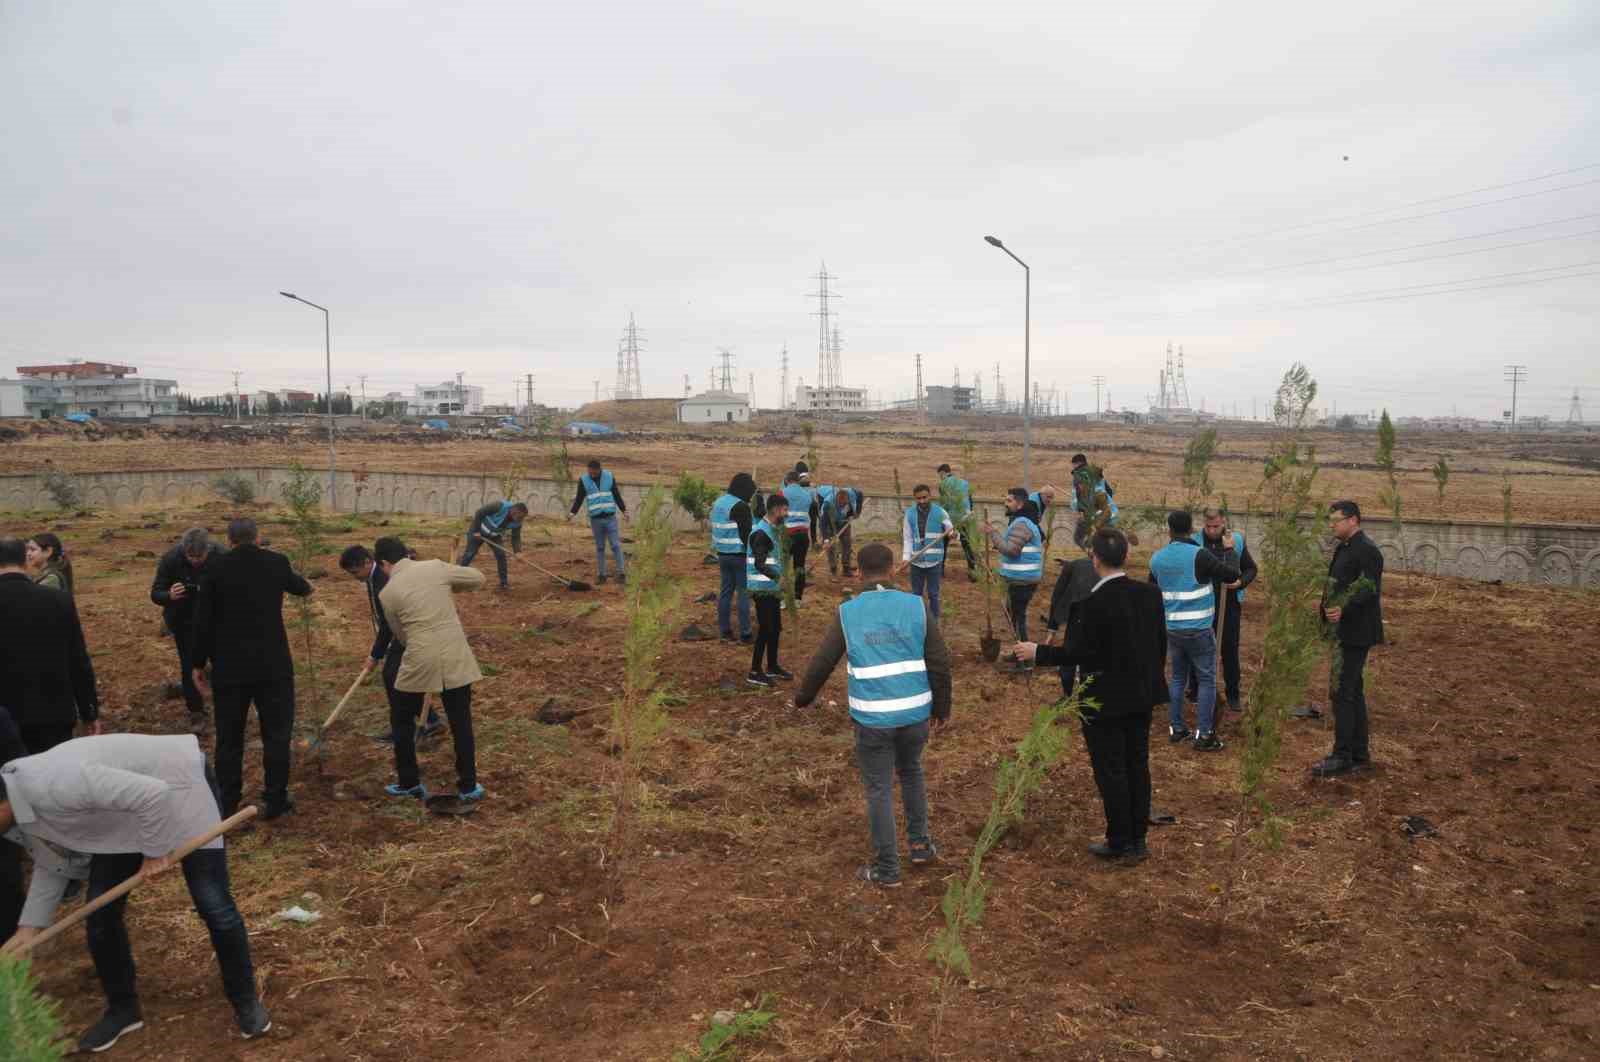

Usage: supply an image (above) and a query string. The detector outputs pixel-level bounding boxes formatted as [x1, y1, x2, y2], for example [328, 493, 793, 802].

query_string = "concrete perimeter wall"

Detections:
[3, 467, 1597, 590]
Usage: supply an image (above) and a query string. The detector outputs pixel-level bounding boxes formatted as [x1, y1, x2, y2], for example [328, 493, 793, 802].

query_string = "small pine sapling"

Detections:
[1500, 471, 1513, 537]
[211, 470, 256, 505]
[498, 457, 528, 506]
[40, 471, 82, 512]
[1375, 409, 1405, 565]
[672, 472, 719, 529]
[672, 994, 778, 1062]
[1431, 455, 1450, 515]
[0, 956, 67, 1060]
[1180, 428, 1218, 514]
[800, 421, 819, 481]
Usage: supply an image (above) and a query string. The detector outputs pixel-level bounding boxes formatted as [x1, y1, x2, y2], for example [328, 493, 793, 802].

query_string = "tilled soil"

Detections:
[14, 501, 1600, 1060]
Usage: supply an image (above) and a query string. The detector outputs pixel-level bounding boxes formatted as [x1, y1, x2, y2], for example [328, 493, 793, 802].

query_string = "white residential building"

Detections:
[413, 381, 484, 415]
[795, 384, 868, 412]
[12, 362, 179, 419]
[678, 391, 751, 424]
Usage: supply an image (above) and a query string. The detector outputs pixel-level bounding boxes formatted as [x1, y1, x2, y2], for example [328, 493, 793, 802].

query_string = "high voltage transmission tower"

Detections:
[914, 353, 923, 412]
[1504, 364, 1528, 430]
[1568, 387, 1584, 425]
[716, 348, 736, 392]
[809, 263, 841, 388]
[779, 345, 789, 409]
[614, 313, 643, 399]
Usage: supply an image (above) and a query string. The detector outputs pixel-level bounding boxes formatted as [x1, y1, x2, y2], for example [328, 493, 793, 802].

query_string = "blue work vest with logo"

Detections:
[997, 515, 1043, 583]
[781, 483, 814, 534]
[841, 588, 933, 729]
[1151, 540, 1214, 631]
[581, 471, 617, 518]
[479, 500, 521, 535]
[710, 493, 743, 554]
[745, 524, 785, 593]
[1192, 530, 1245, 603]
[905, 503, 950, 568]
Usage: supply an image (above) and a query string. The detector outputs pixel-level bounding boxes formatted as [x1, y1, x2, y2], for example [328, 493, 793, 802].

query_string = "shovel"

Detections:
[472, 534, 592, 591]
[307, 665, 373, 753]
[3, 807, 258, 958]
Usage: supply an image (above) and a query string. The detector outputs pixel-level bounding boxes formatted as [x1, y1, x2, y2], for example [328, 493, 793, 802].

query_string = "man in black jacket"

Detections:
[1045, 543, 1098, 699]
[1314, 500, 1384, 777]
[0, 537, 99, 753]
[1014, 528, 1166, 861]
[1185, 507, 1259, 712]
[191, 518, 312, 819]
[339, 544, 441, 741]
[150, 528, 223, 732]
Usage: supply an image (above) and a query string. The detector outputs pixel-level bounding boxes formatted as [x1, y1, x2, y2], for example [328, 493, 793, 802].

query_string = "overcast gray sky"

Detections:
[4, 1, 1597, 420]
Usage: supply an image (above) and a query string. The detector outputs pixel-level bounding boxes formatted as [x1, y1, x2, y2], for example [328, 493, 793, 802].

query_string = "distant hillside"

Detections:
[570, 398, 684, 428]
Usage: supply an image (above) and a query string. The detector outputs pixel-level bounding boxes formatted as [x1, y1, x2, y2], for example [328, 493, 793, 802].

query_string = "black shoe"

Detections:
[598, 573, 608, 585]
[1168, 726, 1191, 744]
[261, 798, 296, 821]
[1350, 757, 1373, 772]
[746, 670, 774, 688]
[856, 864, 902, 889]
[1193, 732, 1225, 752]
[1291, 705, 1323, 719]
[909, 840, 939, 866]
[1124, 840, 1150, 863]
[720, 632, 736, 643]
[739, 634, 753, 644]
[1224, 697, 1243, 713]
[236, 998, 272, 1040]
[616, 573, 627, 586]
[1088, 841, 1135, 860]
[79, 1011, 144, 1053]
[766, 666, 795, 681]
[1311, 755, 1354, 777]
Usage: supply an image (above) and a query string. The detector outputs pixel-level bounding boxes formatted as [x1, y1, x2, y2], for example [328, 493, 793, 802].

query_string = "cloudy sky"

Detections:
[4, 1, 1597, 420]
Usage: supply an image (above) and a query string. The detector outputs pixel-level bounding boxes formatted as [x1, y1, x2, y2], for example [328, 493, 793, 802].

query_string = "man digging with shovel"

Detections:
[340, 544, 442, 744]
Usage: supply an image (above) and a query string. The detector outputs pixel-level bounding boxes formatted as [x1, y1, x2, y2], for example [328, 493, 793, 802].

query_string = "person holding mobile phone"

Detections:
[150, 528, 222, 733]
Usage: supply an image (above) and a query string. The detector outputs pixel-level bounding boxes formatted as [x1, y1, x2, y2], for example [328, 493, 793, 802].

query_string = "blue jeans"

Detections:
[458, 532, 509, 587]
[909, 562, 944, 617]
[855, 720, 931, 880]
[590, 515, 625, 577]
[1168, 628, 1217, 734]
[717, 553, 750, 638]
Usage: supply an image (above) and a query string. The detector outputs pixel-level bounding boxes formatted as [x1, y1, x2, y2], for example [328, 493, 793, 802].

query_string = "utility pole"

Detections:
[594, 379, 600, 404]
[683, 374, 690, 398]
[455, 371, 464, 418]
[1092, 374, 1106, 415]
[779, 345, 790, 410]
[232, 370, 242, 422]
[1568, 388, 1584, 426]
[525, 373, 534, 427]
[914, 353, 923, 413]
[358, 374, 367, 421]
[1504, 364, 1528, 431]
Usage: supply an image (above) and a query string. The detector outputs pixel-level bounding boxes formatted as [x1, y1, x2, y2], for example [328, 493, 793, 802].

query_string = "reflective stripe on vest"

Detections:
[782, 484, 813, 532]
[581, 471, 616, 517]
[710, 493, 743, 554]
[1192, 530, 1245, 602]
[1152, 541, 1213, 630]
[480, 500, 517, 534]
[841, 588, 932, 728]
[998, 516, 1043, 583]
[905, 503, 949, 567]
[745, 525, 785, 592]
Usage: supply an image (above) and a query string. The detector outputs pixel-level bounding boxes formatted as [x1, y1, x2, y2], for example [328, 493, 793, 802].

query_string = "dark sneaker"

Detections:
[909, 841, 939, 866]
[457, 784, 487, 803]
[236, 999, 272, 1040]
[616, 573, 627, 586]
[597, 574, 608, 585]
[1125, 840, 1151, 863]
[746, 670, 774, 688]
[720, 632, 737, 643]
[1193, 732, 1225, 752]
[739, 634, 753, 644]
[1087, 841, 1132, 860]
[1224, 697, 1243, 713]
[1291, 705, 1323, 719]
[418, 716, 446, 739]
[856, 865, 902, 889]
[1168, 726, 1191, 744]
[385, 782, 427, 799]
[79, 1011, 144, 1054]
[766, 666, 795, 681]
[261, 798, 295, 821]
[1311, 755, 1353, 777]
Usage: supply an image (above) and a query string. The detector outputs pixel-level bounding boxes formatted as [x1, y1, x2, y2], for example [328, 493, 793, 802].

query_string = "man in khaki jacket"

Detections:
[374, 538, 486, 801]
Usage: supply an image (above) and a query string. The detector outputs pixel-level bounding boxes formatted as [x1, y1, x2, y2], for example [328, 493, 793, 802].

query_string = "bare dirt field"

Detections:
[8, 486, 1600, 1060]
[8, 414, 1600, 524]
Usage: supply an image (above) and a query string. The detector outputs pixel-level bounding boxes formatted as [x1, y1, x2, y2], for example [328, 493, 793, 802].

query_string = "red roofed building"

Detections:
[4, 361, 178, 419]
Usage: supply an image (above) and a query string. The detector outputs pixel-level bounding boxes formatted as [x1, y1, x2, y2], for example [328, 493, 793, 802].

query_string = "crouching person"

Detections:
[0, 732, 269, 1051]
[793, 543, 952, 887]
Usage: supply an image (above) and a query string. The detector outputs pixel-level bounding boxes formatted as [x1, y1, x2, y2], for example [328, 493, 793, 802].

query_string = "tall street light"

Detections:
[279, 291, 337, 507]
[984, 235, 1031, 488]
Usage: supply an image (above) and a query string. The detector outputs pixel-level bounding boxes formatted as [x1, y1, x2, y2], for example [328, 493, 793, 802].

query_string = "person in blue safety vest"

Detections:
[1183, 507, 1257, 713]
[709, 473, 759, 644]
[816, 483, 865, 577]
[1068, 454, 1122, 546]
[568, 459, 630, 586]
[779, 470, 819, 602]
[458, 500, 528, 591]
[936, 463, 979, 579]
[793, 543, 953, 887]
[745, 494, 792, 687]
[983, 488, 1045, 644]
[1149, 510, 1240, 751]
[896, 483, 957, 618]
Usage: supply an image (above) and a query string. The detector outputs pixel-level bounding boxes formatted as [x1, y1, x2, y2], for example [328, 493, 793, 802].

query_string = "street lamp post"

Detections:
[279, 291, 337, 507]
[984, 236, 1031, 489]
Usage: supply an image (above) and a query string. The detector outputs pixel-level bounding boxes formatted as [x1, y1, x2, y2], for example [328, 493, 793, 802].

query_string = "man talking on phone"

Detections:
[150, 528, 223, 734]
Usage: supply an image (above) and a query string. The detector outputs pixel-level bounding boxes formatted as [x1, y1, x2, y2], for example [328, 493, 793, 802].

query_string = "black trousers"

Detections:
[1331, 644, 1371, 762]
[213, 677, 295, 815]
[957, 528, 978, 570]
[20, 722, 75, 754]
[174, 625, 204, 713]
[1186, 593, 1243, 704]
[1082, 711, 1152, 850]
[0, 842, 21, 944]
[1006, 582, 1037, 641]
[751, 595, 782, 672]
[390, 683, 477, 792]
[1058, 662, 1079, 700]
[789, 534, 810, 599]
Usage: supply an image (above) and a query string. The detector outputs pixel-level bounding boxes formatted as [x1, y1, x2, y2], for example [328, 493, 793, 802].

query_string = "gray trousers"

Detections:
[854, 720, 931, 879]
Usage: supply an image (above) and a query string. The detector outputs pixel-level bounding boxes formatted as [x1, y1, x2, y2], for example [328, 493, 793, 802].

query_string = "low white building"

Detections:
[796, 384, 867, 412]
[678, 391, 751, 424]
[413, 381, 484, 415]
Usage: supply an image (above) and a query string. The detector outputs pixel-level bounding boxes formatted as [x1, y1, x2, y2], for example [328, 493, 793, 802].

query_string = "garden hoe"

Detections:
[307, 665, 373, 754]
[473, 534, 592, 591]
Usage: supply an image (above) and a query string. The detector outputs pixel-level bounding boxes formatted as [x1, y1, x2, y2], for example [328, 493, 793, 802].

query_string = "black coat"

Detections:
[1035, 574, 1166, 718]
[150, 542, 223, 631]
[1323, 530, 1384, 648]
[0, 573, 98, 728]
[1047, 556, 1098, 636]
[190, 544, 313, 686]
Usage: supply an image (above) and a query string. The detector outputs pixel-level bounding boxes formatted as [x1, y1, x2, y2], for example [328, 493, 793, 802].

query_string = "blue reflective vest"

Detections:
[815, 484, 836, 507]
[840, 588, 932, 728]
[1192, 530, 1246, 602]
[940, 476, 971, 517]
[581, 471, 617, 518]
[745, 523, 785, 593]
[1151, 540, 1214, 631]
[998, 516, 1043, 584]
[478, 500, 522, 535]
[905, 503, 950, 568]
[710, 493, 744, 554]
[781, 483, 814, 534]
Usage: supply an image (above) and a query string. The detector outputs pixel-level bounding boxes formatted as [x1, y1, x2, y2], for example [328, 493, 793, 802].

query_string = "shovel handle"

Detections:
[318, 666, 371, 736]
[4, 807, 259, 957]
[472, 534, 572, 586]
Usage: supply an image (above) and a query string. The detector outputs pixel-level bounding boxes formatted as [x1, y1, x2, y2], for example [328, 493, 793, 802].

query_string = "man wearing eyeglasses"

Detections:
[1315, 500, 1384, 777]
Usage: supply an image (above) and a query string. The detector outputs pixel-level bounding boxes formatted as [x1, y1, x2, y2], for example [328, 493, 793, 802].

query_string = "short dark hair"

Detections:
[1008, 487, 1030, 503]
[912, 483, 931, 495]
[857, 542, 893, 575]
[1329, 499, 1361, 521]
[936, 463, 952, 474]
[587, 459, 601, 471]
[509, 502, 529, 516]
[794, 460, 809, 473]
[374, 537, 410, 564]
[0, 537, 25, 568]
[339, 544, 372, 571]
[765, 494, 790, 512]
[227, 517, 258, 545]
[1090, 528, 1129, 568]
[1071, 453, 1087, 466]
[1167, 510, 1194, 536]
[783, 471, 798, 485]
